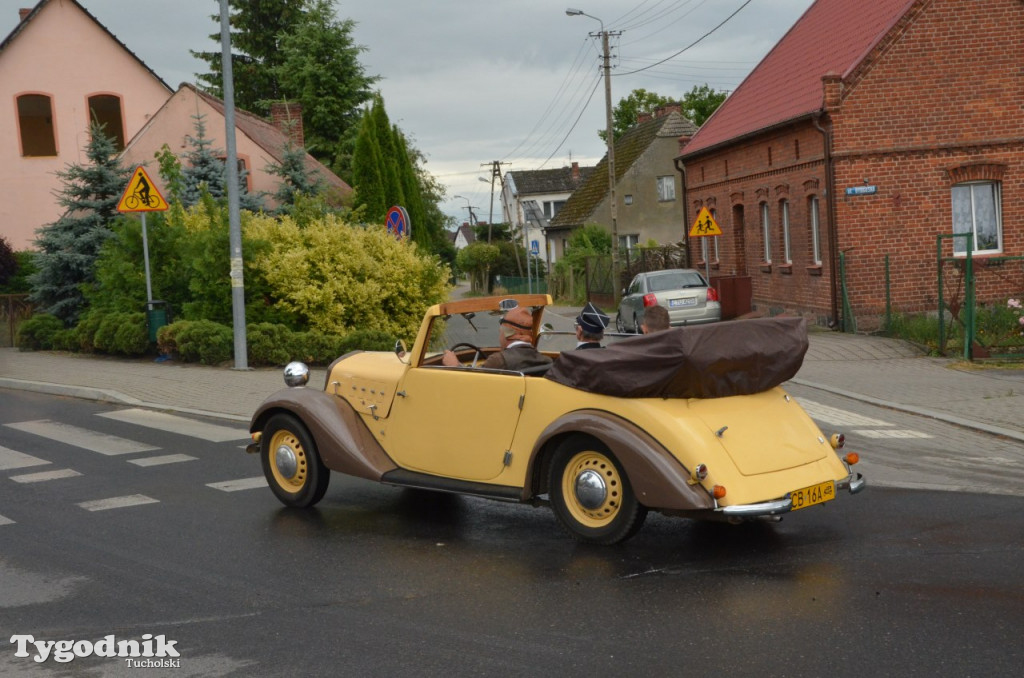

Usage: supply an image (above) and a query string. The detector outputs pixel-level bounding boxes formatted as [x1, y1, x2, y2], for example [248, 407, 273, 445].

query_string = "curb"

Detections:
[0, 377, 251, 424]
[789, 377, 1024, 444]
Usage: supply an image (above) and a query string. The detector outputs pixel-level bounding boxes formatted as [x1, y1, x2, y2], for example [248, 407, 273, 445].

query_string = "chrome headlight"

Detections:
[283, 361, 309, 387]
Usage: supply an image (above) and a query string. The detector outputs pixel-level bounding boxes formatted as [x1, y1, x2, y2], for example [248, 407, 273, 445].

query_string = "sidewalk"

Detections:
[2, 306, 1023, 443]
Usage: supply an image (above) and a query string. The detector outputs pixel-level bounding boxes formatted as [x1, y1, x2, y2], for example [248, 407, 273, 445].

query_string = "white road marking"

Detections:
[4, 420, 158, 456]
[98, 408, 249, 442]
[78, 495, 159, 511]
[0, 514, 14, 526]
[10, 469, 82, 483]
[128, 454, 197, 467]
[0, 445, 51, 471]
[797, 399, 893, 427]
[853, 429, 934, 439]
[207, 477, 267, 492]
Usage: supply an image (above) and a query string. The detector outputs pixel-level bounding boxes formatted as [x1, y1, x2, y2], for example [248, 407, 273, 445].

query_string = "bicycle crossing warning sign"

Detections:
[117, 166, 168, 212]
[688, 206, 722, 237]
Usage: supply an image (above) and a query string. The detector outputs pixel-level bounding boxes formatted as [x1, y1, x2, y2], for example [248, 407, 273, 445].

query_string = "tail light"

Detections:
[642, 293, 658, 307]
[706, 286, 719, 302]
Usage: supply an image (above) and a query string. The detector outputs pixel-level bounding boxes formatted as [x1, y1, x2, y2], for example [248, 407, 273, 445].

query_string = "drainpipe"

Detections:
[674, 157, 692, 269]
[813, 112, 840, 329]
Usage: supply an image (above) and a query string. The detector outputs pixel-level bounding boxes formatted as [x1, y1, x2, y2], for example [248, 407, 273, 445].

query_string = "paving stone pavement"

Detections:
[2, 316, 1022, 441]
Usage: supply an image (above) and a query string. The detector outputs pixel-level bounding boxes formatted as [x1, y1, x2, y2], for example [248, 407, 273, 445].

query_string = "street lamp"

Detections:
[567, 7, 620, 303]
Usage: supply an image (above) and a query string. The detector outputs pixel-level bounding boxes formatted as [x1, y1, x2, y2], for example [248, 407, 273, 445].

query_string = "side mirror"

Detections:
[394, 339, 409, 363]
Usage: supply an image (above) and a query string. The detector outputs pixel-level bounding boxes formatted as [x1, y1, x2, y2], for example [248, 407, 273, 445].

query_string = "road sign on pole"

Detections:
[688, 207, 722, 237]
[116, 166, 168, 213]
[386, 206, 411, 240]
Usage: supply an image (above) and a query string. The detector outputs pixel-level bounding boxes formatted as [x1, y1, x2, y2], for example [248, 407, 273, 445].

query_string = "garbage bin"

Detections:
[145, 300, 170, 343]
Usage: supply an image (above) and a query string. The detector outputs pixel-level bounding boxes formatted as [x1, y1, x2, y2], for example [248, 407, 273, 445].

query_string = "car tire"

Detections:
[548, 435, 647, 545]
[615, 312, 626, 333]
[260, 413, 329, 508]
[633, 313, 641, 334]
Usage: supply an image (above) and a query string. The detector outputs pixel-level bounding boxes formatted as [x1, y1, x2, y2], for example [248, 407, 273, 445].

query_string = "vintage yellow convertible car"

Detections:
[247, 294, 864, 545]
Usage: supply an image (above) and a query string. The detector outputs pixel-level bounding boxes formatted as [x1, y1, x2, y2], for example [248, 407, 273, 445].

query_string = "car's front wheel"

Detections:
[615, 312, 626, 333]
[260, 413, 329, 508]
[548, 435, 647, 544]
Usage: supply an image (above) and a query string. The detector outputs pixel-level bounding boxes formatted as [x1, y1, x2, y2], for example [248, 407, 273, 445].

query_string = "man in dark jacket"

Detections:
[574, 302, 610, 349]
[441, 306, 552, 371]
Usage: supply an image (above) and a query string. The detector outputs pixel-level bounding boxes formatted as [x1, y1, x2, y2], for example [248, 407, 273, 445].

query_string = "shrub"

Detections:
[159, 319, 233, 365]
[74, 311, 106, 352]
[337, 329, 398, 354]
[247, 322, 294, 366]
[15, 313, 63, 350]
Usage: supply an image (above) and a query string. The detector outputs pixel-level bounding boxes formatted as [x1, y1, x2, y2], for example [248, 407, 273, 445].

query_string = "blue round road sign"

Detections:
[386, 206, 410, 240]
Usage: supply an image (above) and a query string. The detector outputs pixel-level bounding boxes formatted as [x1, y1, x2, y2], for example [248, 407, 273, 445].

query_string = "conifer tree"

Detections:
[266, 134, 324, 214]
[179, 114, 264, 212]
[29, 122, 131, 325]
[351, 108, 387, 221]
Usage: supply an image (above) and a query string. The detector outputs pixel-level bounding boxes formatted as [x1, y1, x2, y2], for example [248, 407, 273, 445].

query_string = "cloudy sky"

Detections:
[2, 0, 816, 226]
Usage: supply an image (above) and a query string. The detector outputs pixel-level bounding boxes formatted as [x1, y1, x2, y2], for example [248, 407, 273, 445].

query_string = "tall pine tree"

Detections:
[30, 122, 131, 325]
[179, 114, 264, 212]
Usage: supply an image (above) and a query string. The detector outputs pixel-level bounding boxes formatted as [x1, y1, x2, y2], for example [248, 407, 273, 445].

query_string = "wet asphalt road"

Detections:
[1, 390, 1022, 677]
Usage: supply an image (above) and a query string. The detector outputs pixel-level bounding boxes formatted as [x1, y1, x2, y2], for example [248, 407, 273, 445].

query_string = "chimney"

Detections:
[19, 8, 32, 21]
[655, 103, 682, 119]
[571, 161, 580, 183]
[270, 102, 304, 148]
[637, 112, 652, 125]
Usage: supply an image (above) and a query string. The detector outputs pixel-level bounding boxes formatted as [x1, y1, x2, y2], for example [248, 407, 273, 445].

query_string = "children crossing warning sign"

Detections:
[688, 206, 722, 237]
[117, 166, 168, 212]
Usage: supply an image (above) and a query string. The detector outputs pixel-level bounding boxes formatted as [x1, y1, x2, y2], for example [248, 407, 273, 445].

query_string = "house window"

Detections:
[217, 156, 253, 192]
[17, 93, 57, 156]
[543, 200, 566, 218]
[87, 94, 125, 150]
[760, 202, 771, 263]
[656, 176, 675, 202]
[781, 200, 792, 264]
[624, 194, 633, 205]
[619, 234, 639, 252]
[809, 197, 822, 265]
[710, 208, 719, 261]
[951, 182, 1001, 255]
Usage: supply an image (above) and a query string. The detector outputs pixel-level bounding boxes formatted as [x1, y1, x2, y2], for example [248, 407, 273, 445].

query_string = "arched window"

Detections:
[87, 94, 125, 150]
[780, 200, 792, 264]
[760, 202, 771, 264]
[17, 93, 57, 156]
[951, 182, 1001, 255]
[809, 196, 822, 265]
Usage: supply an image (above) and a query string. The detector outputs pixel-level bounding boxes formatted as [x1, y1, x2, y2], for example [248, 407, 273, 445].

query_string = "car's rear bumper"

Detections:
[716, 472, 866, 518]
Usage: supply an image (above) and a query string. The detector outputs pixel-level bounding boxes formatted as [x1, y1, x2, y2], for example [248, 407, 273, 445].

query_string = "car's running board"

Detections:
[381, 469, 523, 502]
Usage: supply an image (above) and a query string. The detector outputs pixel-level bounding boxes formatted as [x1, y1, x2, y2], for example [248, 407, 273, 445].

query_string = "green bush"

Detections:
[247, 322, 294, 366]
[293, 331, 345, 364]
[337, 329, 398, 354]
[15, 313, 63, 350]
[159, 319, 233, 365]
[74, 311, 105, 352]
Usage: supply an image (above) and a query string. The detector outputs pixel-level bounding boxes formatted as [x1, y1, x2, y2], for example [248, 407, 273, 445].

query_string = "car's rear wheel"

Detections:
[548, 435, 647, 544]
[260, 413, 329, 508]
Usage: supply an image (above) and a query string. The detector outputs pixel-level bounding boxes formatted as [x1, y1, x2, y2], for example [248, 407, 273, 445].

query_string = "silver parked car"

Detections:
[616, 268, 721, 333]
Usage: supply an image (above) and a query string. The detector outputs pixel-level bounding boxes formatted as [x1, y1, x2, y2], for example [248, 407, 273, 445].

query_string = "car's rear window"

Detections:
[648, 272, 704, 292]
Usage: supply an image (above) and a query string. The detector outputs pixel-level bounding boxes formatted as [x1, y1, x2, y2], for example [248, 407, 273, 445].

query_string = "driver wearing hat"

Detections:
[442, 306, 552, 371]
[575, 302, 610, 349]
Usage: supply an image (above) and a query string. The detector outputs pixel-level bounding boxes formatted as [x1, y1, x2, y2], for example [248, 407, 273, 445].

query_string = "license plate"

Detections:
[789, 480, 835, 511]
[669, 297, 697, 308]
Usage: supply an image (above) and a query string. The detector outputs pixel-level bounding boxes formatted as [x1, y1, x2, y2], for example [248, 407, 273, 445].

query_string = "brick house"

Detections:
[549, 107, 697, 261]
[678, 0, 1024, 329]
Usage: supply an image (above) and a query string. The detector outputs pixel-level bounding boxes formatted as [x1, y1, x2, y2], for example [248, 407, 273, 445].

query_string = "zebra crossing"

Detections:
[0, 408, 264, 526]
[1, 399, 933, 526]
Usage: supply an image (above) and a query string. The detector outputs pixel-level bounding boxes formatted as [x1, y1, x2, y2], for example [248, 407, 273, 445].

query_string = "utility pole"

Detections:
[567, 9, 621, 302]
[220, 0, 247, 369]
[480, 160, 505, 243]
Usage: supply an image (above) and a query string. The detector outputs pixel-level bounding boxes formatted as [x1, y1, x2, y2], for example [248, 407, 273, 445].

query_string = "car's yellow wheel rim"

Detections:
[269, 429, 308, 492]
[561, 450, 622, 528]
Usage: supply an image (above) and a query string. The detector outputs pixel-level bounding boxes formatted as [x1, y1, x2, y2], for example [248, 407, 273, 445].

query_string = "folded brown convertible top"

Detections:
[545, 317, 808, 398]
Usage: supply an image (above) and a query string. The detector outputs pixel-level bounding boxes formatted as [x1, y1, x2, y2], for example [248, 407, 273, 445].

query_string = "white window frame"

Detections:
[781, 200, 792, 264]
[810, 197, 822, 265]
[656, 176, 676, 202]
[619, 234, 639, 251]
[761, 202, 771, 263]
[951, 182, 1002, 255]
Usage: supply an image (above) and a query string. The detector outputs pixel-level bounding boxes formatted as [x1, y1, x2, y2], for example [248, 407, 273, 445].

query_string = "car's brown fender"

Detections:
[250, 388, 397, 482]
[526, 410, 715, 511]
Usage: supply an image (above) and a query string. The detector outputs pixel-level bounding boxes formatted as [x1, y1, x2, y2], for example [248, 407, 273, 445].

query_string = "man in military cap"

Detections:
[441, 306, 552, 371]
[574, 302, 610, 349]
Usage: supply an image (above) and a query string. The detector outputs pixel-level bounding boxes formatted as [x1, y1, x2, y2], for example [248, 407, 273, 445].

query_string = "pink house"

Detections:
[0, 0, 172, 250]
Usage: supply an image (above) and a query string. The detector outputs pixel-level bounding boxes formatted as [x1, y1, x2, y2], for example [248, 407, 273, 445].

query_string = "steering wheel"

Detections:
[448, 342, 483, 368]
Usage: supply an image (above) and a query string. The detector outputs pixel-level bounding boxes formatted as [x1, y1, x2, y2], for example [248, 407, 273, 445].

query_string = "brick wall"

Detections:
[682, 0, 1024, 327]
